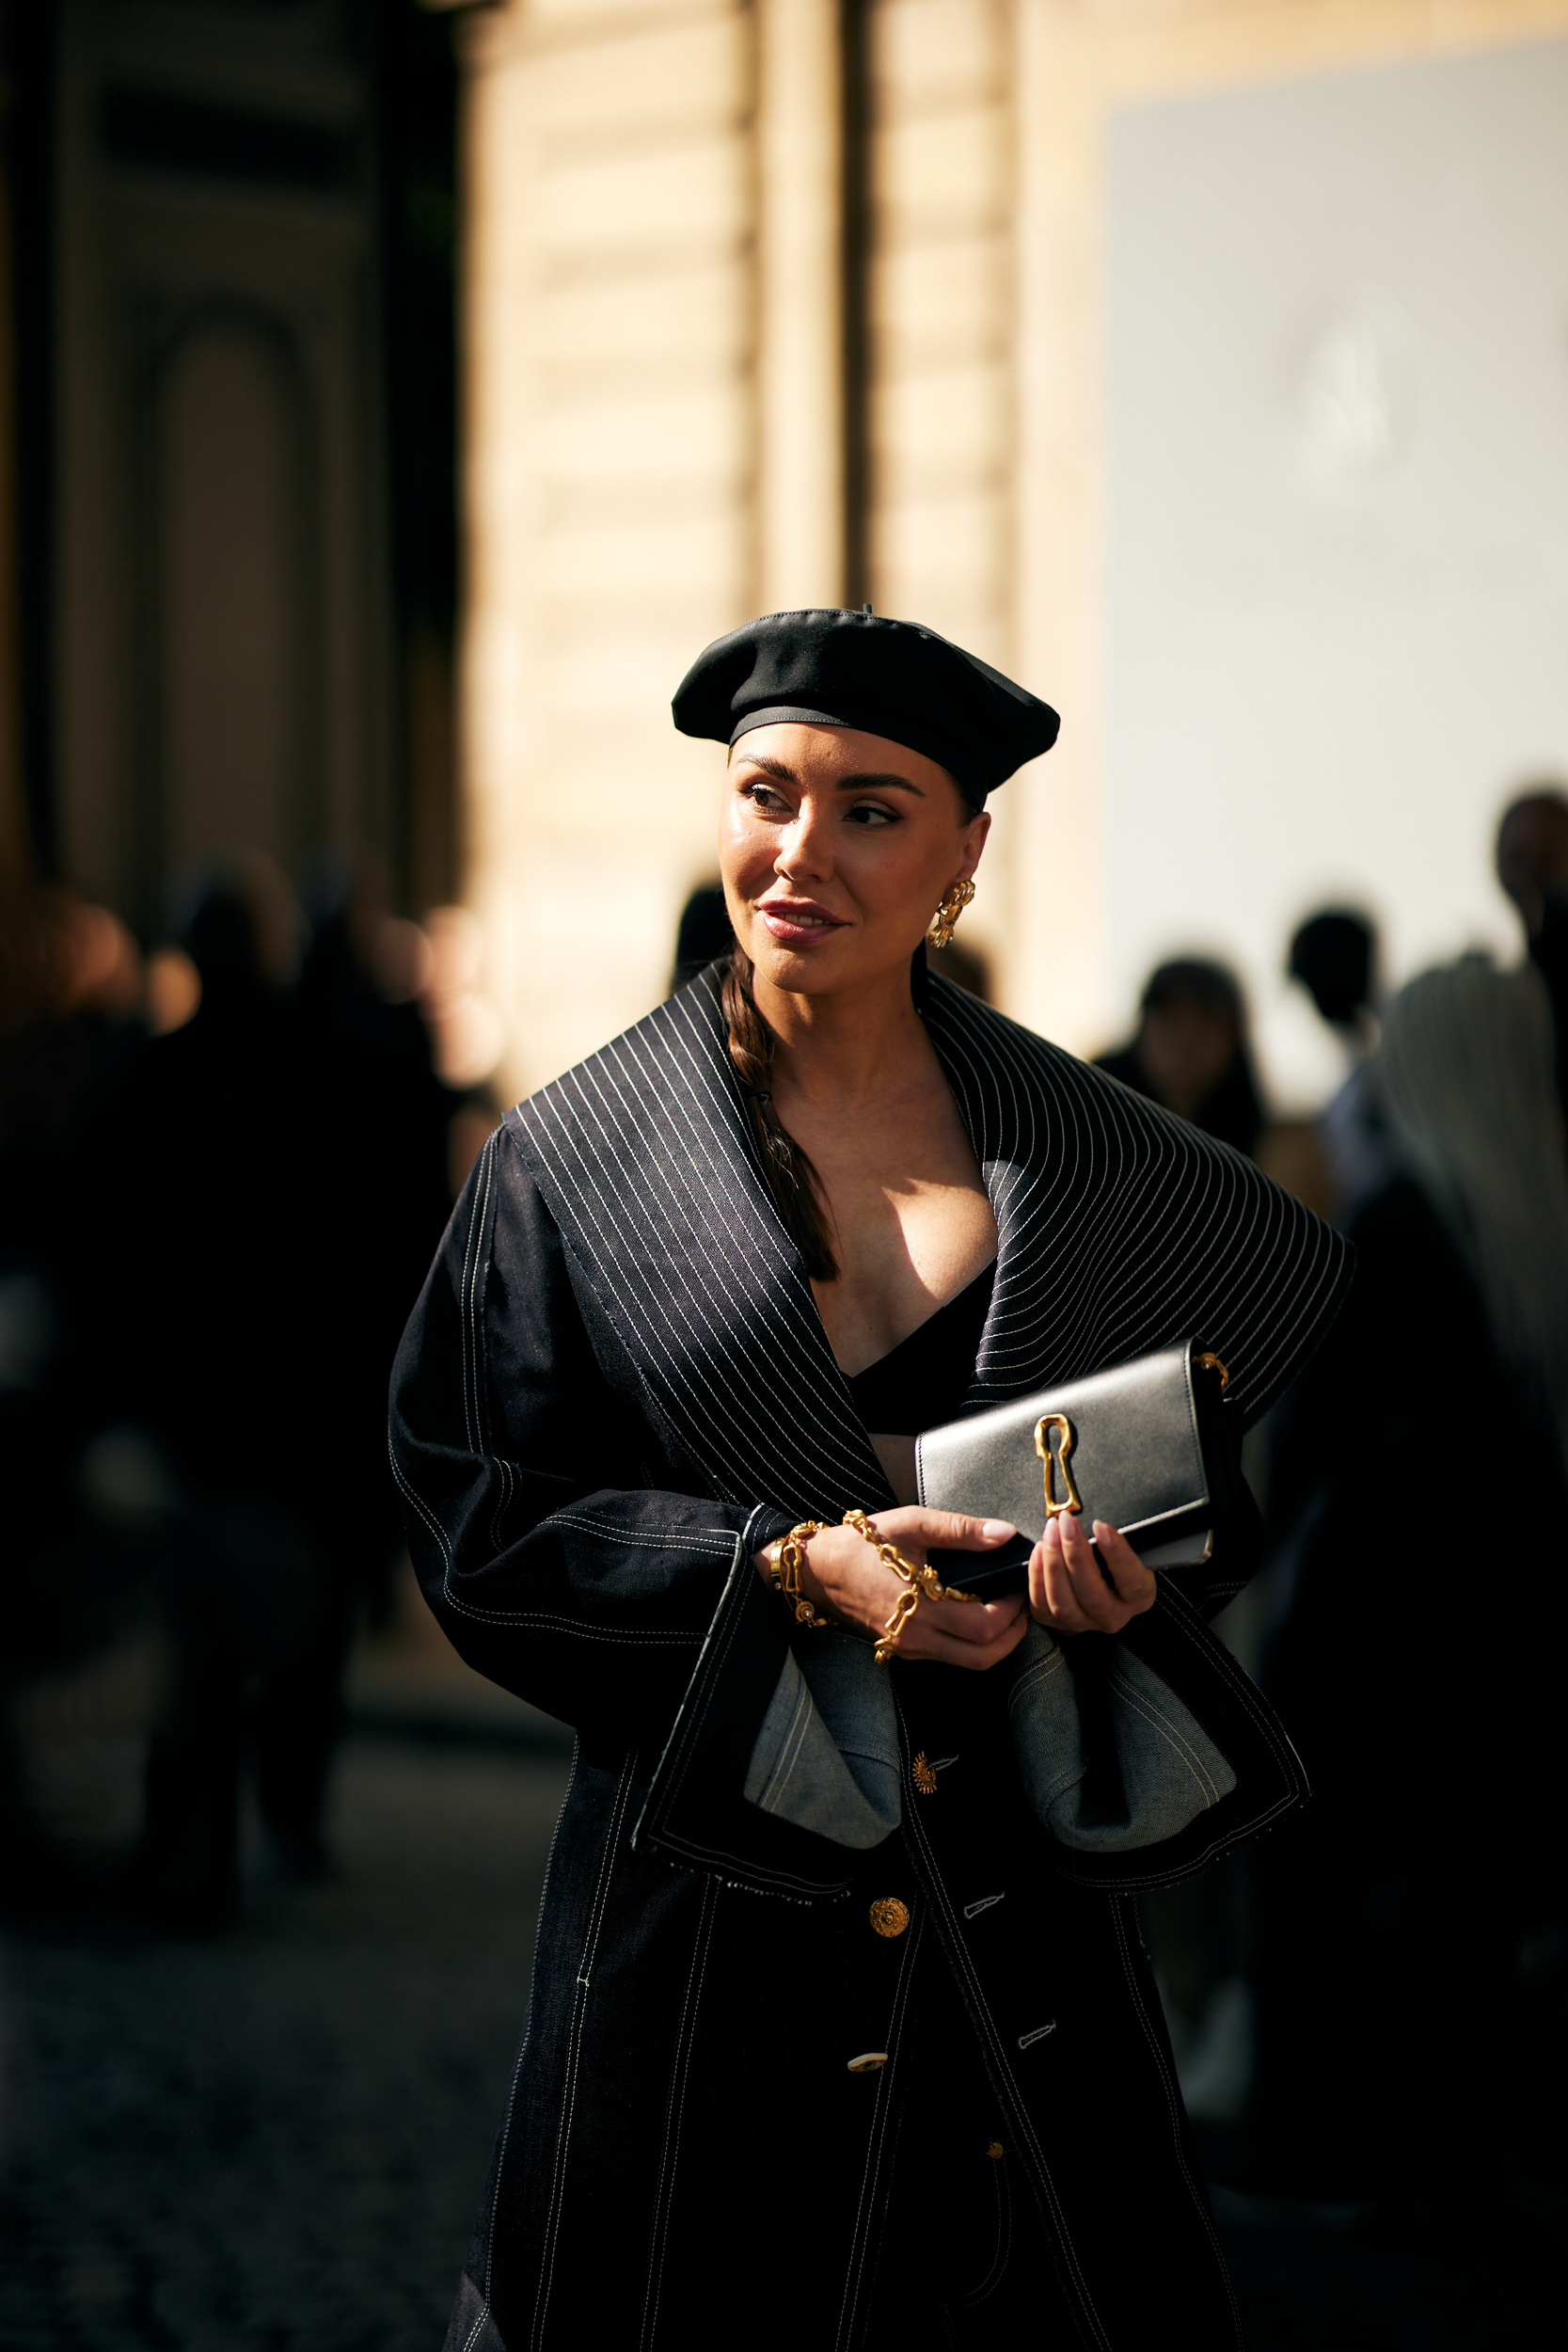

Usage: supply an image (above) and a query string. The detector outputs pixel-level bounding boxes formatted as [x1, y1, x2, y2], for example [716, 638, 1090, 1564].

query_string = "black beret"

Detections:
[671, 607, 1059, 808]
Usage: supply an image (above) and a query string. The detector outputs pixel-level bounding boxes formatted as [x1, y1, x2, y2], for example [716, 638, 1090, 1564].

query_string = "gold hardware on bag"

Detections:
[1034, 1413, 1083, 1519]
[1195, 1350, 1229, 1387]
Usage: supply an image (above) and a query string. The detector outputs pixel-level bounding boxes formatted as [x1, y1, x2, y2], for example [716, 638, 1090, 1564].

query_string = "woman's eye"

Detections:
[847, 802, 897, 827]
[740, 782, 787, 813]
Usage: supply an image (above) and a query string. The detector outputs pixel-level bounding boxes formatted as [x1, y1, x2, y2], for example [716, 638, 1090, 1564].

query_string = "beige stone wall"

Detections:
[461, 0, 1568, 1102]
[459, 0, 755, 1100]
[863, 0, 1023, 999]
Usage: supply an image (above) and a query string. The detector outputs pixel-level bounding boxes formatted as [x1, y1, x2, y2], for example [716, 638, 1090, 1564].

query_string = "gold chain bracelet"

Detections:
[765, 1520, 831, 1629]
[841, 1507, 975, 1663]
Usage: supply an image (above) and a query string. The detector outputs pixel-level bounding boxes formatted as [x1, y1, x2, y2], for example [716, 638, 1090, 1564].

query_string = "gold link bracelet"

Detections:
[841, 1508, 976, 1662]
[765, 1520, 832, 1629]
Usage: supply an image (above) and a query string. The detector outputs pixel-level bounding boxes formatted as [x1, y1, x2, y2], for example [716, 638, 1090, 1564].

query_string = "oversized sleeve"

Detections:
[388, 1128, 792, 1751]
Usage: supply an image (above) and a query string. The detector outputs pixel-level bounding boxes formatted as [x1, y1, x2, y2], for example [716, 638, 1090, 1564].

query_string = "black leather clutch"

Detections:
[917, 1340, 1237, 1600]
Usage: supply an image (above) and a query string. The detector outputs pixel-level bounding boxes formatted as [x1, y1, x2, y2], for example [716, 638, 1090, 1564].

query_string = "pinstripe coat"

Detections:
[390, 968, 1351, 2352]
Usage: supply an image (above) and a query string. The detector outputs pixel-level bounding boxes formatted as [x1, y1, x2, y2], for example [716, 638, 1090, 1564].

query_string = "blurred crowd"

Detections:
[1090, 794, 1568, 2233]
[0, 853, 496, 1930]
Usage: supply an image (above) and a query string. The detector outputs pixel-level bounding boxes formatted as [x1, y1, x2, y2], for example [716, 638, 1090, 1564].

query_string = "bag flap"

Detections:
[916, 1341, 1210, 1544]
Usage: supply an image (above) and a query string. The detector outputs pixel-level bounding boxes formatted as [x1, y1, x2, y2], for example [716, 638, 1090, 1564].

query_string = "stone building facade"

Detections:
[458, 0, 1568, 1103]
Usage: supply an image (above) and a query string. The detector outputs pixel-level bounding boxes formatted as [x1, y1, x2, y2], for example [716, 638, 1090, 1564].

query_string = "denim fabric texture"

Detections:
[389, 969, 1352, 2350]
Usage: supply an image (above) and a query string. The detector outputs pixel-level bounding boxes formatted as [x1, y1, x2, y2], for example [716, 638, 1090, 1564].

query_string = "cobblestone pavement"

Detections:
[0, 1734, 573, 2352]
[0, 1724, 1561, 2351]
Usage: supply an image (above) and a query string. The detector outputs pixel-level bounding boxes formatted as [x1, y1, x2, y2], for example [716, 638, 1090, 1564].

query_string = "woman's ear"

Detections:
[958, 808, 991, 882]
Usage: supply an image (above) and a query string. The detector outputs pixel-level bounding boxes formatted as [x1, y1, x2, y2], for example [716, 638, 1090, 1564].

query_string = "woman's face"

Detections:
[719, 723, 989, 998]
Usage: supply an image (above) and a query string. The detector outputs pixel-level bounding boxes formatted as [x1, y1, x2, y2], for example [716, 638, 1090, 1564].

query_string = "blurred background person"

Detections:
[82, 852, 467, 1928]
[926, 930, 992, 1002]
[1097, 956, 1265, 1156]
[0, 885, 149, 1889]
[94, 853, 326, 1925]
[1497, 784, 1568, 1123]
[1245, 952, 1568, 2220]
[669, 879, 734, 991]
[1288, 907, 1377, 1047]
[1095, 955, 1268, 2119]
[1286, 906, 1396, 1227]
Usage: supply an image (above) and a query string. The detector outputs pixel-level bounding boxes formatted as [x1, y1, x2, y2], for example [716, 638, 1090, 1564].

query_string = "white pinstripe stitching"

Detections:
[942, 2149, 1013, 2321]
[897, 1748, 1114, 2352]
[639, 1876, 721, 2350]
[833, 1909, 927, 2352]
[472, 1739, 578, 2331]
[531, 1749, 639, 2351]
[1103, 1667, 1229, 1808]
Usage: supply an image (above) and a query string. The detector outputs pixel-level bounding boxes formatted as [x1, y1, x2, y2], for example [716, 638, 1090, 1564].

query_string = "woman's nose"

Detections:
[776, 810, 832, 883]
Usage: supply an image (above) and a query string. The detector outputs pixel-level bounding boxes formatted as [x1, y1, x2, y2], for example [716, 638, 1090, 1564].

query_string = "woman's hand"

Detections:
[756, 1509, 1028, 1669]
[1026, 1513, 1157, 1635]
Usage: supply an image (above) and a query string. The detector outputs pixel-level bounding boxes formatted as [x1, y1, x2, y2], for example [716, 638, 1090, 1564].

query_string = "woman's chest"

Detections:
[803, 1118, 998, 1376]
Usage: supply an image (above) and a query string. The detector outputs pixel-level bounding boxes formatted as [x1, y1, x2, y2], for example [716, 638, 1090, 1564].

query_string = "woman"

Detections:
[391, 609, 1350, 2350]
[1095, 958, 1265, 1160]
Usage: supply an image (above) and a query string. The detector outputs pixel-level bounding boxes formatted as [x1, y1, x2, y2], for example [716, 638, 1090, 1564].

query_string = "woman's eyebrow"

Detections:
[733, 751, 924, 797]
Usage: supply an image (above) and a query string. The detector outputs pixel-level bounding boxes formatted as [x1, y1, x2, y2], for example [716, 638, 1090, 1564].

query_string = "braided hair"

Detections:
[720, 948, 838, 1280]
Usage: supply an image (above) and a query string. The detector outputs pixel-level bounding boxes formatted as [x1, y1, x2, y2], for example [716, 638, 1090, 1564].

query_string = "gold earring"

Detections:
[927, 879, 975, 951]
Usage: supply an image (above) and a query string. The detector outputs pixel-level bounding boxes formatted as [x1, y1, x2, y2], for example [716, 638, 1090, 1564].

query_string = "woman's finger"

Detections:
[1031, 1518, 1097, 1632]
[873, 1505, 1018, 1555]
[919, 1591, 1026, 1646]
[900, 1608, 1030, 1672]
[1057, 1510, 1132, 1630]
[1092, 1520, 1157, 1614]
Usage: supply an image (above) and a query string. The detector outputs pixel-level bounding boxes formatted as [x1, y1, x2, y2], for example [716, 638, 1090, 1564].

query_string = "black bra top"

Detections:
[844, 1258, 997, 1437]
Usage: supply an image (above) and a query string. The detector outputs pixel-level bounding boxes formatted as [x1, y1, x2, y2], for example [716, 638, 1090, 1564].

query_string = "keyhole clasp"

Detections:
[1034, 1413, 1084, 1521]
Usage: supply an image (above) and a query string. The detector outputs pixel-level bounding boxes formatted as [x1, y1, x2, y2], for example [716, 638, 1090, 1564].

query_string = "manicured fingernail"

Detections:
[982, 1519, 1015, 1541]
[1045, 1517, 1062, 1549]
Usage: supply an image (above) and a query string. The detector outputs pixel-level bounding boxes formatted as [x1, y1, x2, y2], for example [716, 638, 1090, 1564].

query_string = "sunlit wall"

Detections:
[458, 0, 1568, 1110]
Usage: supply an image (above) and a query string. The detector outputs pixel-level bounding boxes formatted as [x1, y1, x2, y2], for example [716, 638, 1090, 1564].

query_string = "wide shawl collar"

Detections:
[506, 968, 1353, 1519]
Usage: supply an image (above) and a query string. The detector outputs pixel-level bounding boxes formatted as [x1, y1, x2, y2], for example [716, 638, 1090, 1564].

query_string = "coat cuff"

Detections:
[632, 1506, 863, 1901]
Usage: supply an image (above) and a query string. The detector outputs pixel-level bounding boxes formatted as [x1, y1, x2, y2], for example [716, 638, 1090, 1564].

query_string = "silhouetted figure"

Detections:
[292, 870, 462, 1619]
[97, 869, 323, 1920]
[0, 888, 149, 1889]
[1287, 906, 1394, 1225]
[95, 856, 460, 1919]
[1288, 907, 1375, 1035]
[99, 861, 470, 1924]
[670, 880, 735, 991]
[925, 934, 991, 1000]
[1497, 784, 1568, 1126]
[1097, 958, 1265, 1158]
[1249, 955, 1568, 2217]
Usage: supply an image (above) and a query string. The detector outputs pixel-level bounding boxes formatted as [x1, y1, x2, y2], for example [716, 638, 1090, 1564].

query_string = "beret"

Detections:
[671, 607, 1060, 807]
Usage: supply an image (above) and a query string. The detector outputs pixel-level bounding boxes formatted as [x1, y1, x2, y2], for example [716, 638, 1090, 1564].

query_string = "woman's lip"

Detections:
[757, 901, 847, 942]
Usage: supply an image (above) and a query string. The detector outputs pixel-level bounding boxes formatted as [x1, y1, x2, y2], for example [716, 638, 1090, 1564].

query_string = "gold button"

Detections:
[987, 2140, 1005, 2160]
[869, 1896, 911, 1938]
[847, 2051, 888, 2074]
[911, 1752, 938, 1795]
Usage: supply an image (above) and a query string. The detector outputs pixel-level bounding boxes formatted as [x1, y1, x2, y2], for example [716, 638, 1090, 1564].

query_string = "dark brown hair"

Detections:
[721, 947, 839, 1280]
